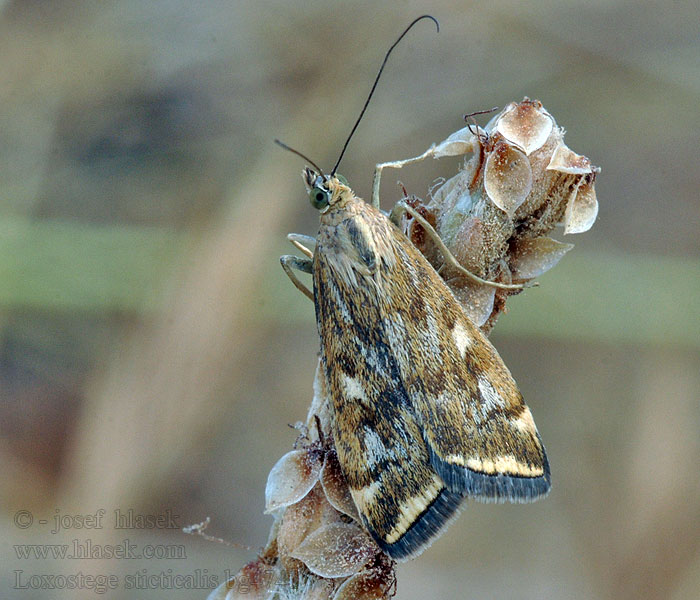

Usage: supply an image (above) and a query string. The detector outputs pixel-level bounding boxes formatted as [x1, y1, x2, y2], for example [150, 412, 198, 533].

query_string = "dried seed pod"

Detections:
[433, 125, 479, 158]
[563, 177, 598, 234]
[332, 569, 390, 600]
[547, 142, 596, 174]
[494, 99, 553, 155]
[484, 140, 533, 216]
[414, 97, 599, 327]
[277, 484, 342, 559]
[449, 280, 496, 327]
[449, 216, 487, 276]
[206, 559, 278, 600]
[265, 449, 322, 513]
[290, 522, 377, 578]
[510, 237, 574, 279]
[303, 578, 337, 600]
[320, 450, 360, 521]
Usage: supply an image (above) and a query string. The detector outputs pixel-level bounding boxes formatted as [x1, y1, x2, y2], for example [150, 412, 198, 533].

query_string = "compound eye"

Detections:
[309, 187, 330, 210]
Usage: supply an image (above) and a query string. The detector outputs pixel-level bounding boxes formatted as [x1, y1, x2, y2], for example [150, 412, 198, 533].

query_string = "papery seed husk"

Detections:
[304, 578, 337, 600]
[564, 179, 599, 234]
[321, 450, 360, 521]
[265, 449, 321, 513]
[496, 100, 553, 155]
[208, 559, 277, 600]
[547, 142, 595, 175]
[290, 522, 376, 579]
[450, 280, 496, 327]
[333, 570, 388, 600]
[278, 484, 342, 558]
[433, 126, 479, 158]
[510, 237, 574, 279]
[484, 141, 533, 216]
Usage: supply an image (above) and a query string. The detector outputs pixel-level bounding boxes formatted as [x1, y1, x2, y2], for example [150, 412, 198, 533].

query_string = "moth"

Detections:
[278, 16, 550, 561]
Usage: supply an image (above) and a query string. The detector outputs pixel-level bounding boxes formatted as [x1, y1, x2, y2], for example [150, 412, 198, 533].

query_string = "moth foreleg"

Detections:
[390, 201, 534, 291]
[287, 233, 315, 258]
[280, 254, 314, 301]
[371, 145, 437, 208]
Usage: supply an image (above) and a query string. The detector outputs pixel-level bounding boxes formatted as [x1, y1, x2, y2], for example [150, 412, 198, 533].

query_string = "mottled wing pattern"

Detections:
[313, 196, 549, 560]
[314, 240, 463, 559]
[378, 222, 551, 502]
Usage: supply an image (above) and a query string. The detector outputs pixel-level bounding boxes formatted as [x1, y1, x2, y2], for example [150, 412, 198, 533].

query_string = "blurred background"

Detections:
[1, 1, 698, 599]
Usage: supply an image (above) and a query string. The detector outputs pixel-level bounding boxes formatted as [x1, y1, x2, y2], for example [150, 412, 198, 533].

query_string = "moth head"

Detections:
[303, 167, 350, 212]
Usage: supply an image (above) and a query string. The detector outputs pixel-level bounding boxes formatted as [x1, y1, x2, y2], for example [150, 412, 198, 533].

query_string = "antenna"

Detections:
[463, 107, 499, 121]
[274, 139, 327, 180]
[330, 14, 439, 176]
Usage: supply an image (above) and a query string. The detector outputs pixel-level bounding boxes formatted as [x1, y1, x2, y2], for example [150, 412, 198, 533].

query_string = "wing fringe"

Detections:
[427, 439, 551, 503]
[373, 487, 464, 561]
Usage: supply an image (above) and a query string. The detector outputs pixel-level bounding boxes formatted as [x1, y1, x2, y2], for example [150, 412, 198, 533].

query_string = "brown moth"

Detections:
[282, 168, 550, 560]
[278, 15, 550, 561]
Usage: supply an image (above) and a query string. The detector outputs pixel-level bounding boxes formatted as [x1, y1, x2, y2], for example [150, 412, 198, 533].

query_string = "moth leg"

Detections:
[390, 201, 535, 291]
[371, 145, 436, 208]
[287, 233, 315, 258]
[280, 254, 314, 301]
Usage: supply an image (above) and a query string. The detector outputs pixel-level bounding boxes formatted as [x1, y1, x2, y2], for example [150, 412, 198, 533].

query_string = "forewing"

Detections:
[383, 229, 551, 502]
[313, 232, 462, 560]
